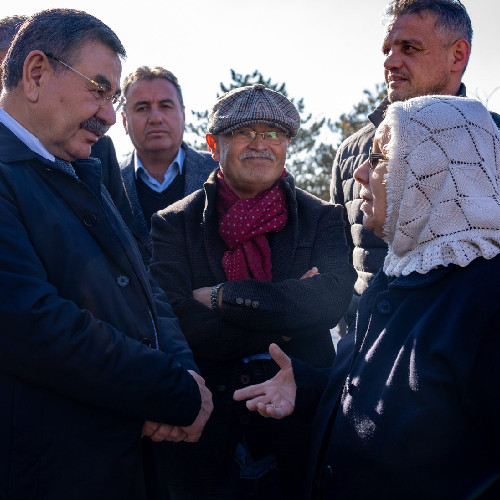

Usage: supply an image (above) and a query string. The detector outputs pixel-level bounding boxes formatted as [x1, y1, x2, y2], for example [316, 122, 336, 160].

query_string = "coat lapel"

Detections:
[120, 153, 151, 255]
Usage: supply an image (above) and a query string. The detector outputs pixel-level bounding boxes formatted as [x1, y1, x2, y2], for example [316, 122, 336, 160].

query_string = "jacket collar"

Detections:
[368, 82, 467, 129]
[0, 123, 102, 196]
[384, 264, 455, 289]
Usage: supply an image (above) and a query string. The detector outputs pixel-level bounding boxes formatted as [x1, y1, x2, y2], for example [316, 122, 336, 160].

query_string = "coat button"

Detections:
[82, 213, 97, 226]
[140, 337, 152, 347]
[216, 384, 227, 393]
[116, 275, 130, 287]
[236, 297, 244, 305]
[240, 374, 251, 385]
[377, 300, 392, 314]
[324, 464, 333, 481]
[244, 299, 252, 307]
[251, 301, 259, 309]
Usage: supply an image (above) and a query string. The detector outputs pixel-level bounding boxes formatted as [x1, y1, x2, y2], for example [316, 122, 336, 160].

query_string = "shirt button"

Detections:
[251, 301, 259, 309]
[116, 275, 130, 287]
[82, 213, 97, 227]
[236, 297, 244, 305]
[244, 299, 252, 307]
[377, 300, 392, 314]
[240, 374, 251, 385]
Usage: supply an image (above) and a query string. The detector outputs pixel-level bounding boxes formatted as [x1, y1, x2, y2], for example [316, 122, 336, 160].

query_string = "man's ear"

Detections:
[450, 38, 470, 74]
[122, 111, 129, 135]
[206, 133, 220, 160]
[23, 50, 52, 103]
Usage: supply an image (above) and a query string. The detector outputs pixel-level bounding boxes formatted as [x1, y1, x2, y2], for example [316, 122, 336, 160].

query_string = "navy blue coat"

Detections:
[0, 124, 201, 500]
[294, 256, 500, 499]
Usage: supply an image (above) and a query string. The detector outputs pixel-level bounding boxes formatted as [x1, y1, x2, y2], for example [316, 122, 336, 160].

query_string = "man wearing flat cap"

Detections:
[149, 84, 356, 499]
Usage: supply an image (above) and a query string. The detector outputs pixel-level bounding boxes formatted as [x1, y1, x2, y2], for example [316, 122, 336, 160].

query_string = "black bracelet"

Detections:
[211, 283, 224, 311]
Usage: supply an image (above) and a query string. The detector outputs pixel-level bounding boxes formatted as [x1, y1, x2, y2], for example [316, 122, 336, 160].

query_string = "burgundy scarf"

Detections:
[216, 169, 288, 281]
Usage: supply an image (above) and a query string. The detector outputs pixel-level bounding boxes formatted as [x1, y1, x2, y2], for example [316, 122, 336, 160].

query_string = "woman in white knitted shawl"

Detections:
[235, 95, 500, 499]
[377, 95, 500, 277]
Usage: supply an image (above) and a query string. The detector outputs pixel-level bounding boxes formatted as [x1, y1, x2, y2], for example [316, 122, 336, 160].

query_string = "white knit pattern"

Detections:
[382, 95, 500, 277]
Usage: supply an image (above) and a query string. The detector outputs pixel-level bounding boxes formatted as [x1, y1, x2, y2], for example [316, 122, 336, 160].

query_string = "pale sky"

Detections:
[2, 0, 499, 156]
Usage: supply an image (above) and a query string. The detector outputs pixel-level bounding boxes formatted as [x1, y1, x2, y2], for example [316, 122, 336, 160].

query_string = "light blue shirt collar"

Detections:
[134, 147, 185, 193]
[0, 108, 55, 162]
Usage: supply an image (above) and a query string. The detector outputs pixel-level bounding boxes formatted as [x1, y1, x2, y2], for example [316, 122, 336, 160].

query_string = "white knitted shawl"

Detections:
[382, 95, 500, 277]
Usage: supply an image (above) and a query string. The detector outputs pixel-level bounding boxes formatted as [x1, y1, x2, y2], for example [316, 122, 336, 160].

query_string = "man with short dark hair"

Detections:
[149, 84, 356, 499]
[0, 14, 27, 96]
[331, 0, 500, 327]
[0, 9, 212, 499]
[0, 14, 27, 69]
[120, 66, 217, 263]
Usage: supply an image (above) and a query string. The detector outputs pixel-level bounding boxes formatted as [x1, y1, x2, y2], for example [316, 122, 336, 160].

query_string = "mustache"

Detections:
[387, 71, 409, 80]
[239, 150, 276, 161]
[79, 117, 108, 138]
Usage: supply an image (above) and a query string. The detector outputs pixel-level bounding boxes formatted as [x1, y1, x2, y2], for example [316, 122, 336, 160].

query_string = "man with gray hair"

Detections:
[331, 0, 500, 329]
[0, 9, 212, 499]
[119, 66, 217, 263]
[149, 84, 356, 499]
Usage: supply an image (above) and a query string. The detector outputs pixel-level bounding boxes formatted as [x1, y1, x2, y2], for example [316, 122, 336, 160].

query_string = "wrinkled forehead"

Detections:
[383, 11, 440, 44]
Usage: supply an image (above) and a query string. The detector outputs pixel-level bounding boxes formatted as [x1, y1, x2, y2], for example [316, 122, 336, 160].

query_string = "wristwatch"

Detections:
[211, 283, 224, 311]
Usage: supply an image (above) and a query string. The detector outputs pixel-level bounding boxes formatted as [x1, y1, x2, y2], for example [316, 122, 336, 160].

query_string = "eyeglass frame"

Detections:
[368, 147, 388, 170]
[228, 128, 290, 145]
[45, 53, 125, 112]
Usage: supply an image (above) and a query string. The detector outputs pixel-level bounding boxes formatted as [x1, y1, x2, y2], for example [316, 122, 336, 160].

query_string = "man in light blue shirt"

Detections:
[119, 66, 217, 263]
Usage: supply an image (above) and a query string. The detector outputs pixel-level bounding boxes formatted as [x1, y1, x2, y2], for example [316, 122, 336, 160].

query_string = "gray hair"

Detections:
[384, 0, 472, 46]
[122, 66, 184, 107]
[0, 15, 27, 51]
[2, 8, 126, 90]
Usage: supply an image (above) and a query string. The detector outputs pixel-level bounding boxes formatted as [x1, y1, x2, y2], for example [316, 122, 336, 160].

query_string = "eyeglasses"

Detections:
[46, 53, 125, 112]
[368, 147, 388, 169]
[229, 129, 289, 145]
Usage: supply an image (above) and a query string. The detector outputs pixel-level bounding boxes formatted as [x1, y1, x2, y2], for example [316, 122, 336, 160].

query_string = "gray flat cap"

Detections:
[208, 84, 301, 137]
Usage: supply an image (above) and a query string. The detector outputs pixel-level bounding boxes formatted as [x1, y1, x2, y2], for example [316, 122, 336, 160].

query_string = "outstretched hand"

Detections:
[233, 343, 296, 419]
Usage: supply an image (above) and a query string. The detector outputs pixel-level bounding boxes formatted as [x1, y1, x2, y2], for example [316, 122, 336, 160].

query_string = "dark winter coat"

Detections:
[0, 124, 201, 500]
[120, 143, 218, 262]
[294, 256, 500, 499]
[149, 170, 356, 496]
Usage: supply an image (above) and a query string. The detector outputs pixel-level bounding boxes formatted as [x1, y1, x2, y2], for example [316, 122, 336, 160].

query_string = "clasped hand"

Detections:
[142, 370, 213, 443]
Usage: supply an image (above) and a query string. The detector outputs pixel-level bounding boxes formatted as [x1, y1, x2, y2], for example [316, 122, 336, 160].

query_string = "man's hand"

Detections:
[233, 343, 296, 419]
[300, 266, 319, 279]
[181, 370, 213, 442]
[142, 421, 187, 442]
[142, 371, 213, 443]
[193, 286, 211, 308]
